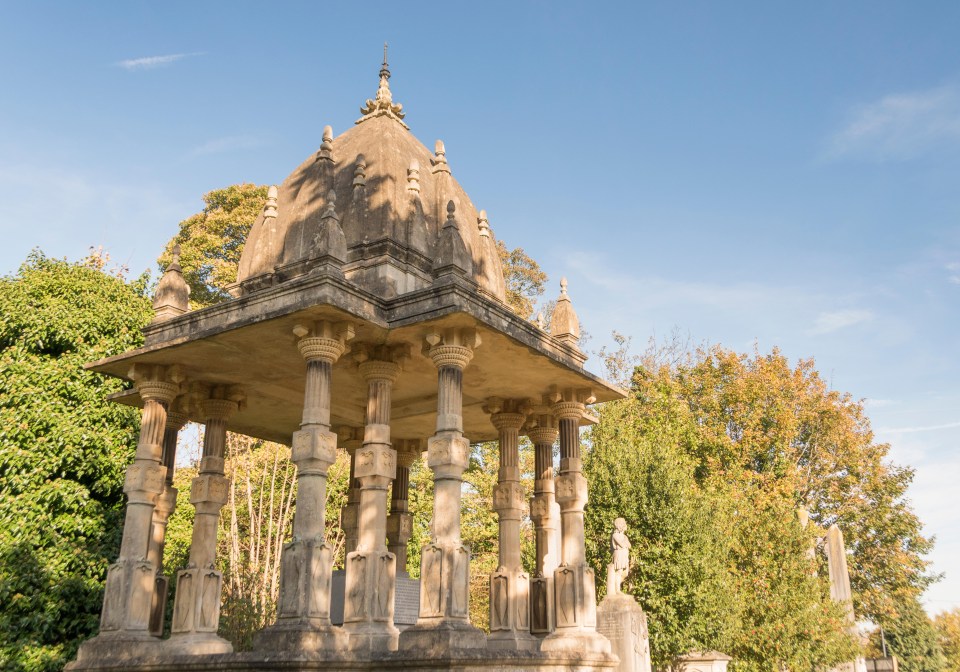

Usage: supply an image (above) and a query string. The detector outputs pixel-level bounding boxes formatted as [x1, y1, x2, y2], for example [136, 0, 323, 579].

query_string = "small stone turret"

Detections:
[152, 245, 190, 321]
[433, 201, 473, 278]
[476, 210, 506, 300]
[550, 278, 580, 347]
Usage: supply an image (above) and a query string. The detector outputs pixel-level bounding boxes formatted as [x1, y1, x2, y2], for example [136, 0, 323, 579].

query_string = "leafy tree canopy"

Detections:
[0, 250, 153, 672]
[934, 608, 960, 672]
[159, 184, 269, 307]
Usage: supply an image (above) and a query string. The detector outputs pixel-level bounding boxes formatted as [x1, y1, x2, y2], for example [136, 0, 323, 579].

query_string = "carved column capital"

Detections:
[552, 400, 585, 421]
[394, 439, 422, 468]
[358, 359, 401, 384]
[129, 364, 185, 405]
[424, 327, 481, 370]
[293, 320, 355, 364]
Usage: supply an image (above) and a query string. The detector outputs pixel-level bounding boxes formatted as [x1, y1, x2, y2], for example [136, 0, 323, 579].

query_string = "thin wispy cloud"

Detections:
[188, 135, 264, 157]
[877, 420, 960, 434]
[807, 309, 873, 336]
[947, 262, 960, 285]
[116, 52, 204, 71]
[827, 84, 960, 160]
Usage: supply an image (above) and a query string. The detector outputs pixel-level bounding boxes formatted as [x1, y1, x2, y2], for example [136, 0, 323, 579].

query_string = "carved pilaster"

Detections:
[387, 440, 420, 575]
[343, 350, 404, 652]
[400, 328, 486, 652]
[485, 398, 536, 650]
[255, 320, 354, 653]
[527, 403, 561, 636]
[148, 405, 189, 637]
[89, 364, 182, 653]
[541, 389, 610, 654]
[167, 386, 243, 655]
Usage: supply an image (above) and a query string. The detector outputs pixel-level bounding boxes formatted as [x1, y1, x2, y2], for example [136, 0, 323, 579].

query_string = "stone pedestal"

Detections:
[597, 593, 652, 672]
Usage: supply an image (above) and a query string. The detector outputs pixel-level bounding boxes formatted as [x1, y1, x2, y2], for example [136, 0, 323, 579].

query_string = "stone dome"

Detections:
[236, 63, 506, 303]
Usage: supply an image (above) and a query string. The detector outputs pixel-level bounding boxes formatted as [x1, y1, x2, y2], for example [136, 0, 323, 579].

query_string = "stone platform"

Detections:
[66, 647, 619, 672]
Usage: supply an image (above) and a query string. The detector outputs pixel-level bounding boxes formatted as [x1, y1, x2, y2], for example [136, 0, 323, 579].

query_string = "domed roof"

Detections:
[236, 59, 506, 303]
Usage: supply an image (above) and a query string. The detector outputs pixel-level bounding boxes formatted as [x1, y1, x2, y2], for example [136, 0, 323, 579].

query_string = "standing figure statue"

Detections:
[608, 517, 632, 594]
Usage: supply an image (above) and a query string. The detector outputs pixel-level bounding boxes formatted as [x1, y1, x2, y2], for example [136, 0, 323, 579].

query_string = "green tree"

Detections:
[159, 183, 269, 307]
[934, 608, 960, 672]
[495, 240, 547, 320]
[0, 251, 153, 672]
[877, 598, 947, 672]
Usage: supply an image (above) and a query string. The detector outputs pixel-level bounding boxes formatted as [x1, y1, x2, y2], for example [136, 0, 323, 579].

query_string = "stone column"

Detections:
[486, 398, 537, 650]
[527, 405, 560, 636]
[342, 354, 402, 652]
[339, 427, 364, 556]
[541, 390, 610, 654]
[75, 365, 182, 660]
[148, 404, 188, 636]
[167, 385, 243, 654]
[254, 320, 353, 652]
[400, 328, 486, 652]
[387, 440, 420, 575]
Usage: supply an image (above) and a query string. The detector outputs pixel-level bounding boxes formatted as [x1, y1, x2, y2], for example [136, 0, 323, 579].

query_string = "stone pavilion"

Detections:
[68, 54, 625, 671]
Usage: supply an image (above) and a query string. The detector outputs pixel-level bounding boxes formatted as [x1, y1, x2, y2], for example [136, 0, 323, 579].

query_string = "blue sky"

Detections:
[1, 2, 957, 615]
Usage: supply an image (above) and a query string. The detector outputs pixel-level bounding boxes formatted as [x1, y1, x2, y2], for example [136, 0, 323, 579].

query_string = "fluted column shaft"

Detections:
[169, 390, 241, 649]
[254, 321, 354, 653]
[400, 329, 486, 652]
[147, 409, 187, 636]
[541, 396, 609, 654]
[343, 359, 401, 651]
[528, 420, 560, 637]
[487, 401, 536, 650]
[98, 368, 180, 637]
[387, 443, 419, 575]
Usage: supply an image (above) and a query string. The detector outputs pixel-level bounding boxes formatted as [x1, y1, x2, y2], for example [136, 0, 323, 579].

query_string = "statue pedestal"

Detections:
[596, 593, 652, 672]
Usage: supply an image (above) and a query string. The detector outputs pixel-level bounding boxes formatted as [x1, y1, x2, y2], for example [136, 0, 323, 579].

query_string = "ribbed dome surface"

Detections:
[237, 94, 506, 302]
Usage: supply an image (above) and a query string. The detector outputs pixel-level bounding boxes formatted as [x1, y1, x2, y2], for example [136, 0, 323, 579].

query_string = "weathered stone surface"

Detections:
[597, 593, 652, 672]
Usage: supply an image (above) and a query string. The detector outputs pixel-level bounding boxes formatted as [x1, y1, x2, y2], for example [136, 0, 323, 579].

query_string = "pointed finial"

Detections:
[357, 47, 406, 126]
[551, 277, 580, 347]
[433, 139, 450, 174]
[446, 200, 456, 223]
[536, 312, 545, 330]
[478, 209, 490, 238]
[323, 189, 338, 219]
[353, 154, 367, 188]
[318, 125, 334, 162]
[264, 186, 279, 219]
[407, 159, 421, 193]
[381, 42, 390, 80]
[153, 244, 190, 321]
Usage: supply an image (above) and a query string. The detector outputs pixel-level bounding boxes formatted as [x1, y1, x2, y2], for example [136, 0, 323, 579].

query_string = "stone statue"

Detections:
[608, 517, 632, 594]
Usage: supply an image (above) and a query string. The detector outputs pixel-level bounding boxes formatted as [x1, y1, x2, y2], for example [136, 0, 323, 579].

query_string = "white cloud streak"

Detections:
[827, 84, 960, 160]
[807, 309, 874, 336]
[116, 52, 204, 71]
[877, 420, 960, 434]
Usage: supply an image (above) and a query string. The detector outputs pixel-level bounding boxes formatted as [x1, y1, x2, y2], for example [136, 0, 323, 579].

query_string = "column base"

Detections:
[487, 629, 539, 652]
[530, 575, 555, 636]
[162, 631, 234, 656]
[341, 549, 399, 652]
[540, 629, 612, 655]
[343, 622, 400, 653]
[253, 620, 350, 654]
[70, 631, 163, 667]
[488, 568, 537, 651]
[398, 620, 487, 655]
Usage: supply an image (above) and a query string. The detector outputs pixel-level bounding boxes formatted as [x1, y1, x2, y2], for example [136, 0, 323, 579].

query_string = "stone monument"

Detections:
[596, 518, 653, 672]
[67, 48, 623, 672]
[826, 524, 868, 672]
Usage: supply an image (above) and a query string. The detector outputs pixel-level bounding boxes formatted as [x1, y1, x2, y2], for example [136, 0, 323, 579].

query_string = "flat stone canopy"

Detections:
[89, 272, 624, 445]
